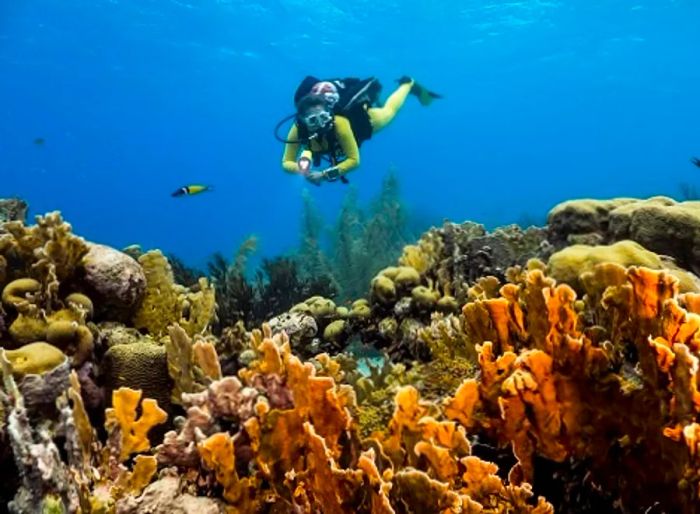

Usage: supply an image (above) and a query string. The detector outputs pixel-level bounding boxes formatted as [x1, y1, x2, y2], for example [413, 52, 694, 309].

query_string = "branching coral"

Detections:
[0, 211, 89, 310]
[442, 264, 700, 512]
[105, 387, 168, 462]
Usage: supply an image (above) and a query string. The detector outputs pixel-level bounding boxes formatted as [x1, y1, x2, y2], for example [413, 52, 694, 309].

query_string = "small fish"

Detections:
[692, 157, 700, 168]
[33, 137, 45, 146]
[171, 184, 213, 197]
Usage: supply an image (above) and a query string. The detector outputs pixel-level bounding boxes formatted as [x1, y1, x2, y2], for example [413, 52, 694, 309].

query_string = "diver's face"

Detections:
[301, 105, 332, 132]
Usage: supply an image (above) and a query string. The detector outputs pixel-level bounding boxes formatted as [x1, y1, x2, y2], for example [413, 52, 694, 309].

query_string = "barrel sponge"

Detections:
[103, 341, 173, 412]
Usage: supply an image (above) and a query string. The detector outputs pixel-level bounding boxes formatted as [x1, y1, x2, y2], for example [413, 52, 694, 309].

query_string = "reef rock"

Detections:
[408, 221, 553, 301]
[268, 311, 318, 342]
[548, 196, 700, 274]
[116, 475, 225, 514]
[80, 243, 146, 321]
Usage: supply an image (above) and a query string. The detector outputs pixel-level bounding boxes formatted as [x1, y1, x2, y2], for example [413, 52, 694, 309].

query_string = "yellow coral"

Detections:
[68, 371, 94, 467]
[105, 387, 168, 461]
[179, 277, 216, 336]
[46, 320, 94, 366]
[5, 342, 66, 376]
[193, 339, 222, 381]
[1, 212, 89, 308]
[2, 278, 41, 314]
[399, 232, 442, 275]
[132, 251, 183, 336]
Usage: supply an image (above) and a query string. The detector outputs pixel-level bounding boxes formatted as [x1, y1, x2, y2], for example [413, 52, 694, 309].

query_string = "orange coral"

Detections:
[198, 432, 256, 508]
[443, 379, 480, 430]
[356, 449, 394, 514]
[680, 292, 700, 314]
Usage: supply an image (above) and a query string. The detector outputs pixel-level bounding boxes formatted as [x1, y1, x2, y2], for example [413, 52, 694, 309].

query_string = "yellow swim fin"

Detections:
[411, 81, 443, 106]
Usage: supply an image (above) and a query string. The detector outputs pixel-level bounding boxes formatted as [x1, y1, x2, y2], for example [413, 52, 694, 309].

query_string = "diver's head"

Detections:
[297, 94, 333, 133]
[310, 81, 340, 108]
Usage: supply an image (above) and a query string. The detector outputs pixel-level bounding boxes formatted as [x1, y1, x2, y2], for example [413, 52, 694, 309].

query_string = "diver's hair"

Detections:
[296, 93, 328, 114]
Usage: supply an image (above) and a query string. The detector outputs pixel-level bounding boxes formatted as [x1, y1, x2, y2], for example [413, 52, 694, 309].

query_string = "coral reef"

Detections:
[547, 239, 700, 293]
[6, 197, 700, 513]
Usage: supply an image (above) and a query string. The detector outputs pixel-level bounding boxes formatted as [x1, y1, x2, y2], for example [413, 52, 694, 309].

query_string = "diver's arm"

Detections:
[332, 116, 360, 174]
[282, 125, 308, 173]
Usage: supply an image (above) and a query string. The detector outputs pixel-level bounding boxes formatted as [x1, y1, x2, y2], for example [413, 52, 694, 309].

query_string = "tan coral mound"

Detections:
[548, 196, 700, 274]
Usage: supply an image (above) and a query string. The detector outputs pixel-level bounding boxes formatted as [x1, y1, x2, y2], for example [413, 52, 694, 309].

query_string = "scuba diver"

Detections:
[276, 76, 442, 185]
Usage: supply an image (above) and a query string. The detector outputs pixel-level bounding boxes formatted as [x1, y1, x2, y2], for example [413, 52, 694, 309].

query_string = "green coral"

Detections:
[297, 190, 338, 291]
[297, 168, 427, 302]
[411, 286, 440, 310]
[417, 313, 477, 399]
[370, 274, 396, 304]
[348, 299, 371, 320]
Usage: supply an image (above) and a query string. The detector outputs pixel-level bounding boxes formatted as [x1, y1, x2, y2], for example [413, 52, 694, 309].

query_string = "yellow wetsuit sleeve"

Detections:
[333, 116, 360, 174]
[282, 125, 301, 173]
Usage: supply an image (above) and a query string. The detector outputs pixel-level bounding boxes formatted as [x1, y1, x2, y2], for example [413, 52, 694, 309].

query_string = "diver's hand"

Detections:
[305, 171, 325, 186]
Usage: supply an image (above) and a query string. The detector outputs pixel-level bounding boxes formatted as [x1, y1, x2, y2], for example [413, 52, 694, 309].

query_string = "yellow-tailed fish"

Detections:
[171, 184, 212, 197]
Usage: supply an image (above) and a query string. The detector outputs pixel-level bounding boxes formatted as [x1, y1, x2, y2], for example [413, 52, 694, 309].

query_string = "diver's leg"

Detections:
[368, 82, 413, 133]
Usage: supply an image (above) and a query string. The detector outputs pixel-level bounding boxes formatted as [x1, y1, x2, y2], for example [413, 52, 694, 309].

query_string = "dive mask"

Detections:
[301, 109, 333, 132]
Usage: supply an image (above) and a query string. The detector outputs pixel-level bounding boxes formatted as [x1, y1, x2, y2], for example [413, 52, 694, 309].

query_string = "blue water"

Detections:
[1, 1, 699, 269]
